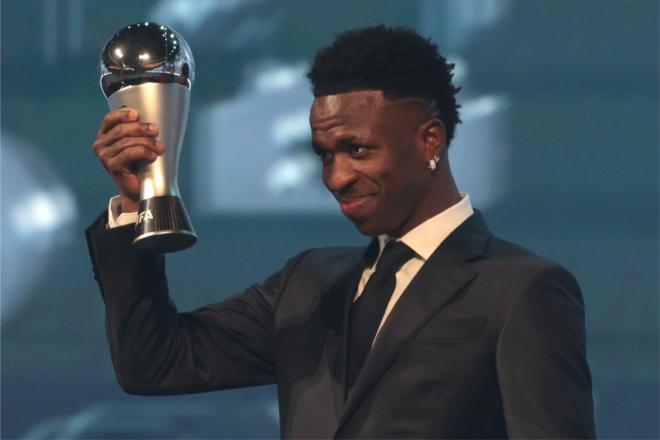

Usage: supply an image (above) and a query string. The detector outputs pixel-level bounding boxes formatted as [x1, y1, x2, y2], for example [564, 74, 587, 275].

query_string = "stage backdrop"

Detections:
[2, 0, 658, 438]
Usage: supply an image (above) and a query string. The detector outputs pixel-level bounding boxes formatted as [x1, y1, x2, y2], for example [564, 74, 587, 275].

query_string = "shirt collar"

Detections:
[377, 192, 474, 261]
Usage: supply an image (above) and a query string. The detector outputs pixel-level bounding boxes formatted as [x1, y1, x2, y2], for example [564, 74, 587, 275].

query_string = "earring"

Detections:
[427, 155, 440, 172]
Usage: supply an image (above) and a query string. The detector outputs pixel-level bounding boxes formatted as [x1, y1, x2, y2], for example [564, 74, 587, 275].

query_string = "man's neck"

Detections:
[388, 168, 461, 238]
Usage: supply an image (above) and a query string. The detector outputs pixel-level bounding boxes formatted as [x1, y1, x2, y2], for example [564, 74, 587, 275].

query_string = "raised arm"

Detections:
[87, 107, 316, 395]
[85, 215, 309, 395]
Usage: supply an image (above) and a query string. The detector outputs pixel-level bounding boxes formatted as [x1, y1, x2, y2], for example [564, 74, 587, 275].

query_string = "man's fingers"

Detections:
[97, 121, 159, 149]
[92, 121, 160, 155]
[105, 146, 158, 174]
[97, 108, 139, 136]
[98, 136, 164, 161]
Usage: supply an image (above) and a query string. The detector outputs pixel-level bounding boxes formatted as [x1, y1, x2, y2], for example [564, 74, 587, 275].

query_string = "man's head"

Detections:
[307, 26, 462, 237]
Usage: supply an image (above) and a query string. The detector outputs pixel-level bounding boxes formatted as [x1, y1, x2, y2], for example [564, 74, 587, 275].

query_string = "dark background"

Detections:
[1, 0, 658, 438]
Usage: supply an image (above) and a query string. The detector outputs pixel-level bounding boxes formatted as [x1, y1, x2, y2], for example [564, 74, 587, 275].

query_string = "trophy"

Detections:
[98, 22, 196, 253]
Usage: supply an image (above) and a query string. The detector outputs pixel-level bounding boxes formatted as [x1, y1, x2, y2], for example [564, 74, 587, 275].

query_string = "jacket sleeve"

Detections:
[85, 211, 310, 395]
[496, 264, 596, 439]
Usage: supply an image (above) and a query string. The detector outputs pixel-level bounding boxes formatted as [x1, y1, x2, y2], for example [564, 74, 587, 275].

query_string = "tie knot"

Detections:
[374, 241, 416, 274]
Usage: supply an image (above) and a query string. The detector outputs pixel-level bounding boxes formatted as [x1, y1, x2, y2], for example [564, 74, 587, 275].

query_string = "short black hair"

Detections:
[307, 25, 462, 146]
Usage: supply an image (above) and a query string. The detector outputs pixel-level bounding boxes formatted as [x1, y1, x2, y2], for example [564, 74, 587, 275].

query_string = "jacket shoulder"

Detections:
[483, 236, 573, 273]
[474, 235, 581, 300]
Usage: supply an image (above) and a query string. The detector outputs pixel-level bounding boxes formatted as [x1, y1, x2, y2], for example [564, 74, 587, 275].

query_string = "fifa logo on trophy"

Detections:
[98, 22, 197, 253]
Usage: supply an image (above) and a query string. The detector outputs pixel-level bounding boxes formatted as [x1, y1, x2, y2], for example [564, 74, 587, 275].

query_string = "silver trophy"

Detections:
[98, 22, 196, 253]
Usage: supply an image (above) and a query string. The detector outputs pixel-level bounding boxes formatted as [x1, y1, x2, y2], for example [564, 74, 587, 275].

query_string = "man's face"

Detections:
[310, 90, 434, 237]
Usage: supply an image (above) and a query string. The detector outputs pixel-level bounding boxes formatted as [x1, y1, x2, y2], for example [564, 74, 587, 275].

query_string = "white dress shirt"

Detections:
[106, 193, 475, 342]
[355, 193, 474, 342]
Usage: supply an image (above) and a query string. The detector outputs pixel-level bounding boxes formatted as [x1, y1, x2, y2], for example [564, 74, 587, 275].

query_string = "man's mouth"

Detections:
[339, 194, 374, 216]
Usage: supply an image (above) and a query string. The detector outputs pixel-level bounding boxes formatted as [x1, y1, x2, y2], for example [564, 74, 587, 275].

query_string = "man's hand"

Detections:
[92, 108, 164, 213]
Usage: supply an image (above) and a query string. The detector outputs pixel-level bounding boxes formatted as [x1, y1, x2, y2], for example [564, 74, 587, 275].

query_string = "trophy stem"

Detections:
[134, 195, 197, 253]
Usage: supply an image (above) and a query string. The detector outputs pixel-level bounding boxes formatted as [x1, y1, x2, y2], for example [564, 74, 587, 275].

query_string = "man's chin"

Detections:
[348, 217, 385, 237]
[339, 202, 392, 236]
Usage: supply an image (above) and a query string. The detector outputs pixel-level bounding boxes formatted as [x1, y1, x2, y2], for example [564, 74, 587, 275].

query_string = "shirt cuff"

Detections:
[107, 195, 138, 228]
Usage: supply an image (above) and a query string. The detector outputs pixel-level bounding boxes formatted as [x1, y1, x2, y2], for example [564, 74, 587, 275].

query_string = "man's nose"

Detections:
[324, 156, 358, 194]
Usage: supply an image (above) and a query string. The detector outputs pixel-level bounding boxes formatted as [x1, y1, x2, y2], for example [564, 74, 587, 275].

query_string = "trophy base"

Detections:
[133, 195, 197, 253]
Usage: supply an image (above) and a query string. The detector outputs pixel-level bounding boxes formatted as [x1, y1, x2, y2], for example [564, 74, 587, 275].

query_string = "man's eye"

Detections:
[350, 145, 368, 156]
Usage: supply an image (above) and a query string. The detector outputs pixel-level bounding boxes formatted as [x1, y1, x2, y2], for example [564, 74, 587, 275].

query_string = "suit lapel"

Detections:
[335, 211, 493, 431]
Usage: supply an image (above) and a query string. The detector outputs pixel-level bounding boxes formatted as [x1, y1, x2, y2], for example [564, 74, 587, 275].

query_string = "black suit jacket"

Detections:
[85, 210, 595, 439]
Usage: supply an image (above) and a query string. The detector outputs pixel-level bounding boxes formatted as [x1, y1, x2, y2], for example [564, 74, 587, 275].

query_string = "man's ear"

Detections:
[416, 118, 447, 161]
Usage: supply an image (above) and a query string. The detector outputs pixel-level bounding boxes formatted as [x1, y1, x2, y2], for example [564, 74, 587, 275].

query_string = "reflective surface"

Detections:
[98, 22, 194, 97]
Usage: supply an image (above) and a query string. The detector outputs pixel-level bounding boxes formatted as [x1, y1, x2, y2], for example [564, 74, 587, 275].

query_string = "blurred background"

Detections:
[1, 0, 658, 438]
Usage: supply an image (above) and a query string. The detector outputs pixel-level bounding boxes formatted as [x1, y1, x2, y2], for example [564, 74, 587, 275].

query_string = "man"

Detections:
[87, 26, 595, 438]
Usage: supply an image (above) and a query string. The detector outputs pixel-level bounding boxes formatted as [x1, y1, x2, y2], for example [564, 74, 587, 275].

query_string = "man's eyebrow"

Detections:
[311, 135, 358, 151]
[337, 135, 357, 144]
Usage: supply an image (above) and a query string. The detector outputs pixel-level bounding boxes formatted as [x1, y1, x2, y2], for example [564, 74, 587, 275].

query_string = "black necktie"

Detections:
[346, 240, 416, 392]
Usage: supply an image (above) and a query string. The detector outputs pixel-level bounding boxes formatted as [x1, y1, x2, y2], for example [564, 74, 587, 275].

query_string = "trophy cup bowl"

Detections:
[98, 22, 196, 253]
